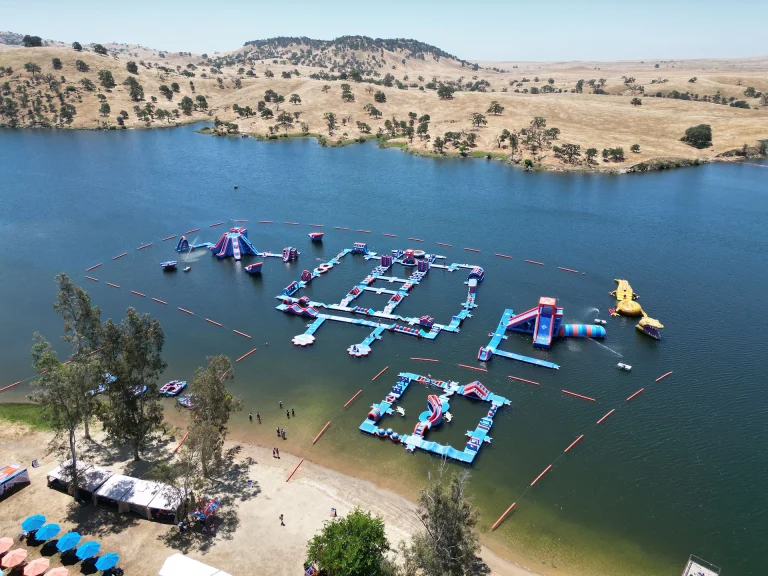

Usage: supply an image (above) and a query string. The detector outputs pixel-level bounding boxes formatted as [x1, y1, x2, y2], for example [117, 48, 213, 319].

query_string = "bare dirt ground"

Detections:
[0, 422, 546, 576]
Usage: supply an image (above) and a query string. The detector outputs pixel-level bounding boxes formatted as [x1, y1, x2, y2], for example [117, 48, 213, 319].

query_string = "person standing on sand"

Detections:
[279, 514, 284, 526]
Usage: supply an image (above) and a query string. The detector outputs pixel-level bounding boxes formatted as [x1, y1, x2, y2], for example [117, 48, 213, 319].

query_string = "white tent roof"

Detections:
[81, 466, 115, 493]
[47, 460, 92, 482]
[158, 553, 233, 576]
[94, 474, 138, 501]
[119, 479, 164, 508]
[147, 484, 183, 512]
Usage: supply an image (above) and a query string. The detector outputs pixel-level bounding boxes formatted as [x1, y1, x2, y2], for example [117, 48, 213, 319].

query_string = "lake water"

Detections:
[1, 126, 766, 575]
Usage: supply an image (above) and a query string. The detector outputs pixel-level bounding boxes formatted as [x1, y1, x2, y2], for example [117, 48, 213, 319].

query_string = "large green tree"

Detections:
[98, 69, 116, 88]
[437, 84, 455, 99]
[681, 124, 712, 149]
[179, 96, 194, 114]
[100, 307, 166, 460]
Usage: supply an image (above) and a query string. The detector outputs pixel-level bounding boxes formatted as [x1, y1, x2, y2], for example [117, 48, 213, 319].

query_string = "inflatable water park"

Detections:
[610, 279, 664, 339]
[274, 243, 484, 356]
[359, 372, 510, 463]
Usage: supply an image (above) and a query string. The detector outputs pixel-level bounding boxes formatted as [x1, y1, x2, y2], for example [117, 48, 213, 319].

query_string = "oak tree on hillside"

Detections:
[72, 42, 82, 51]
[23, 35, 43, 47]
[324, 111, 337, 134]
[52, 58, 62, 70]
[471, 112, 487, 128]
[487, 100, 504, 115]
[437, 84, 455, 99]
[289, 93, 301, 104]
[75, 60, 89, 72]
[179, 96, 194, 114]
[681, 124, 712, 149]
[98, 69, 116, 88]
[126, 61, 138, 74]
[631, 97, 642, 106]
[374, 90, 386, 103]
[99, 102, 110, 117]
[93, 44, 108, 56]
[124, 76, 144, 101]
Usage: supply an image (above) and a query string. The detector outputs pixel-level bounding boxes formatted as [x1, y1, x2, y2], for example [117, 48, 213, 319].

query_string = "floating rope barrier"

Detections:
[209, 222, 224, 227]
[178, 307, 194, 315]
[233, 219, 248, 223]
[525, 259, 544, 266]
[205, 319, 222, 327]
[371, 366, 389, 381]
[185, 228, 200, 234]
[508, 375, 540, 386]
[309, 223, 323, 227]
[161, 235, 177, 242]
[137, 243, 152, 251]
[357, 229, 372, 234]
[564, 434, 584, 453]
[495, 253, 512, 259]
[436, 242, 452, 247]
[85, 276, 99, 282]
[344, 389, 363, 407]
[106, 282, 120, 289]
[558, 267, 578, 273]
[411, 357, 439, 362]
[85, 264, 102, 272]
[382, 233, 397, 237]
[530, 464, 553, 486]
[561, 390, 596, 402]
[284, 221, 300, 226]
[458, 364, 487, 373]
[596, 409, 615, 424]
[172, 431, 189, 454]
[113, 253, 128, 260]
[655, 371, 673, 382]
[464, 248, 481, 253]
[626, 388, 645, 402]
[334, 226, 350, 230]
[151, 297, 167, 305]
[285, 458, 305, 482]
[491, 502, 516, 531]
[408, 237, 424, 242]
[236, 348, 258, 362]
[130, 290, 145, 297]
[0, 381, 22, 393]
[232, 330, 251, 339]
[312, 421, 332, 444]
[259, 220, 273, 224]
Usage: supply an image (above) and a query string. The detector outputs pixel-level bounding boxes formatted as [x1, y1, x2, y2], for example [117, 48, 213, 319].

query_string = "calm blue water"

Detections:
[0, 126, 766, 575]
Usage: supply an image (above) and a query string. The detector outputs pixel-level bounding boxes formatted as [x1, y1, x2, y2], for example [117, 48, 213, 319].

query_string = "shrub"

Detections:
[681, 124, 712, 149]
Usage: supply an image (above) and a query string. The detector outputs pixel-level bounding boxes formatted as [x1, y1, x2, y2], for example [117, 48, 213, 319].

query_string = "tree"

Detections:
[374, 90, 386, 103]
[277, 110, 294, 133]
[24, 62, 42, 78]
[437, 84, 455, 99]
[324, 111, 337, 134]
[75, 59, 89, 72]
[23, 35, 43, 47]
[432, 136, 445, 153]
[98, 69, 116, 88]
[306, 509, 392, 576]
[79, 78, 95, 91]
[357, 121, 371, 133]
[399, 467, 488, 576]
[471, 112, 487, 128]
[52, 58, 62, 70]
[179, 95, 194, 114]
[486, 100, 504, 115]
[554, 143, 581, 164]
[159, 85, 173, 100]
[100, 307, 166, 460]
[575, 79, 584, 93]
[730, 100, 750, 109]
[126, 61, 138, 74]
[586, 147, 598, 164]
[743, 86, 756, 98]
[681, 124, 712, 149]
[195, 95, 208, 110]
[124, 76, 144, 101]
[631, 144, 641, 153]
[171, 82, 180, 92]
[631, 97, 642, 106]
[93, 44, 108, 56]
[72, 41, 82, 51]
[99, 102, 111, 117]
[322, 84, 331, 93]
[59, 103, 76, 124]
[289, 93, 301, 104]
[260, 107, 273, 119]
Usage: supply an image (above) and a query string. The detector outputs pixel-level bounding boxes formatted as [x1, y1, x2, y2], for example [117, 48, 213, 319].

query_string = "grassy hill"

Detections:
[1, 35, 767, 171]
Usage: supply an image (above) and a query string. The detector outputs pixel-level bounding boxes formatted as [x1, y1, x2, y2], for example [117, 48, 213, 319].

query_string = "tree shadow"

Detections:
[62, 499, 139, 538]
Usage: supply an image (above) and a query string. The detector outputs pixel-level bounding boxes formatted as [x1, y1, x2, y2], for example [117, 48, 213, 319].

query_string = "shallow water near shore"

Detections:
[1, 125, 766, 575]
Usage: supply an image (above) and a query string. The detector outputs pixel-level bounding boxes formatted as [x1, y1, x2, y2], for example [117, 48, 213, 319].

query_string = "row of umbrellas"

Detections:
[0, 515, 120, 574]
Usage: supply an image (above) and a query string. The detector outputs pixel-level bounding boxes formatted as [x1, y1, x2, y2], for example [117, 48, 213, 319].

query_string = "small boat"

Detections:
[594, 318, 607, 325]
[183, 266, 191, 272]
[161, 261, 178, 270]
[130, 385, 148, 396]
[617, 363, 632, 371]
[159, 380, 187, 397]
[177, 394, 197, 409]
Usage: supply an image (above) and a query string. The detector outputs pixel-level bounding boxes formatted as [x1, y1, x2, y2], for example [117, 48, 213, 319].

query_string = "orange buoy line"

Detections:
[312, 421, 332, 444]
[436, 242, 452, 247]
[113, 252, 128, 260]
[172, 431, 189, 454]
[626, 388, 645, 402]
[106, 282, 120, 289]
[382, 233, 397, 237]
[151, 297, 167, 305]
[564, 434, 585, 453]
[130, 290, 146, 297]
[525, 259, 544, 266]
[259, 220, 273, 224]
[335, 226, 350, 230]
[508, 375, 539, 386]
[285, 458, 305, 482]
[408, 237, 424, 242]
[85, 263, 102, 272]
[85, 276, 99, 282]
[0, 381, 22, 393]
[371, 366, 389, 381]
[232, 330, 251, 339]
[233, 219, 248, 223]
[561, 390, 596, 402]
[458, 364, 487, 373]
[558, 267, 579, 273]
[236, 348, 258, 362]
[495, 253, 512, 259]
[655, 371, 673, 382]
[309, 223, 323, 227]
[596, 408, 615, 424]
[210, 222, 224, 227]
[343, 389, 363, 407]
[161, 235, 177, 242]
[464, 248, 481, 253]
[530, 464, 553, 486]
[411, 357, 439, 362]
[137, 243, 152, 251]
[284, 221, 300, 225]
[178, 307, 194, 315]
[357, 229, 372, 234]
[490, 502, 516, 531]
[205, 318, 223, 327]
[185, 228, 200, 234]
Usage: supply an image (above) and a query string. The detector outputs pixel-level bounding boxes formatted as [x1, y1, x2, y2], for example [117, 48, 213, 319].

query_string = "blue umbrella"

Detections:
[94, 553, 120, 572]
[34, 523, 61, 542]
[21, 514, 46, 532]
[75, 541, 101, 560]
[56, 531, 81, 552]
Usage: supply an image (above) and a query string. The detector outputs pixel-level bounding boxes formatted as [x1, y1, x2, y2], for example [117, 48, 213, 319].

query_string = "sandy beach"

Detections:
[0, 420, 550, 576]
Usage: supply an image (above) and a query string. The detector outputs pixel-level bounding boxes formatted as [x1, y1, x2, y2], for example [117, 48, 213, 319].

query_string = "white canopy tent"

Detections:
[158, 553, 232, 576]
[93, 474, 138, 506]
[118, 479, 164, 519]
[147, 484, 183, 521]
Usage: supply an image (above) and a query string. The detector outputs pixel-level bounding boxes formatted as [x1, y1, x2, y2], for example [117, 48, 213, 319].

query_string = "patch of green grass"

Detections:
[0, 403, 52, 430]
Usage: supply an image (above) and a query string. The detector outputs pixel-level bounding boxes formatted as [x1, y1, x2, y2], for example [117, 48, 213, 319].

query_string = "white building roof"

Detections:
[158, 553, 232, 576]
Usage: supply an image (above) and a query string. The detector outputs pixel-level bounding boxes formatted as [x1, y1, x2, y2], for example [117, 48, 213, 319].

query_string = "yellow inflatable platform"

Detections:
[610, 279, 664, 339]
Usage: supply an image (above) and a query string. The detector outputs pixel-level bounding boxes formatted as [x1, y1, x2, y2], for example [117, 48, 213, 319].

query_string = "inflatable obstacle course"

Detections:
[610, 279, 664, 339]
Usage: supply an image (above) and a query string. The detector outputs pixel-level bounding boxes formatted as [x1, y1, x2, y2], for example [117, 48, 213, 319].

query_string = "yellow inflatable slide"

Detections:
[610, 279, 664, 339]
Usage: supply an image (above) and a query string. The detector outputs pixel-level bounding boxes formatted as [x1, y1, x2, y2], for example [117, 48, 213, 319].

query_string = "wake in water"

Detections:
[589, 338, 623, 357]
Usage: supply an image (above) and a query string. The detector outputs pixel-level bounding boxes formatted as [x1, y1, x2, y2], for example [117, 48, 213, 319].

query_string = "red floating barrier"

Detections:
[596, 408, 615, 424]
[259, 220, 273, 224]
[151, 297, 167, 305]
[106, 282, 120, 288]
[525, 259, 545, 266]
[309, 223, 323, 227]
[357, 229, 372, 234]
[371, 366, 389, 381]
[312, 421, 332, 444]
[85, 263, 102, 272]
[334, 226, 350, 230]
[113, 252, 128, 260]
[209, 222, 224, 227]
[344, 389, 363, 408]
[561, 390, 596, 402]
[626, 387, 645, 402]
[284, 221, 300, 225]
[530, 464, 553, 487]
[137, 243, 152, 250]
[655, 371, 673, 382]
[172, 431, 189, 454]
[0, 381, 22, 393]
[464, 248, 481, 253]
[62, 360, 72, 365]
[178, 307, 194, 315]
[236, 348, 258, 362]
[285, 458, 305, 482]
[408, 237, 424, 242]
[233, 219, 248, 223]
[491, 502, 517, 531]
[564, 434, 585, 453]
[382, 233, 397, 237]
[232, 330, 251, 339]
[185, 228, 200, 234]
[411, 357, 439, 362]
[558, 267, 579, 273]
[458, 364, 488, 373]
[495, 253, 512, 259]
[436, 242, 452, 247]
[205, 318, 223, 327]
[130, 290, 145, 297]
[161, 235, 177, 242]
[85, 276, 99, 282]
[508, 375, 539, 386]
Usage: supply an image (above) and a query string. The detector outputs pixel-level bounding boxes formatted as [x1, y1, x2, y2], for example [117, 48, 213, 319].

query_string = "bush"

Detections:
[681, 124, 712, 149]
[631, 144, 641, 153]
[126, 61, 138, 74]
[93, 44, 108, 56]
[374, 90, 386, 103]
[730, 100, 750, 109]
[52, 58, 62, 70]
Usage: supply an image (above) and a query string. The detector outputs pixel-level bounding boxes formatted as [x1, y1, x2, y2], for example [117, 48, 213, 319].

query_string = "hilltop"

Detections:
[1, 34, 767, 171]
